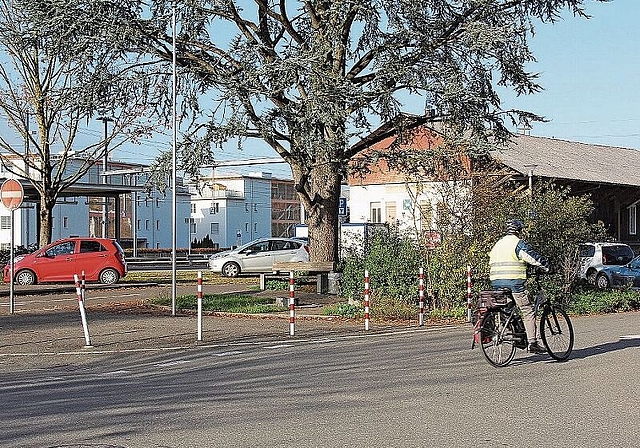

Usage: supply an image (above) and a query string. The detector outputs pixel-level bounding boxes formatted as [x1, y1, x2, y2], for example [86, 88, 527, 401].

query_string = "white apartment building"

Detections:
[189, 172, 301, 249]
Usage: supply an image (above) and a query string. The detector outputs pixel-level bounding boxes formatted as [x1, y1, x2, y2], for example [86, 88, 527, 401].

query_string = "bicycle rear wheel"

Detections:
[540, 306, 574, 361]
[480, 309, 516, 367]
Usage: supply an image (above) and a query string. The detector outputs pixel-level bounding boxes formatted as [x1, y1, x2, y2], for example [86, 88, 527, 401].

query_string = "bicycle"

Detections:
[472, 271, 574, 367]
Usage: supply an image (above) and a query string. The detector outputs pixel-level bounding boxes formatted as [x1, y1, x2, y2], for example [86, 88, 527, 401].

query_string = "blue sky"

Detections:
[499, 0, 640, 149]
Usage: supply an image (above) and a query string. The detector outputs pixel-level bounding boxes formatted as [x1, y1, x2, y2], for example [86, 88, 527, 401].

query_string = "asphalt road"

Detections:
[0, 305, 639, 448]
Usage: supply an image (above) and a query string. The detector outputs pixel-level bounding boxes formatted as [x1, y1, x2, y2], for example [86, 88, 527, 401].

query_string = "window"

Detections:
[156, 220, 160, 230]
[190, 222, 197, 233]
[210, 203, 219, 214]
[191, 203, 196, 213]
[271, 240, 301, 250]
[137, 219, 141, 230]
[211, 223, 219, 234]
[578, 244, 595, 258]
[247, 241, 270, 252]
[245, 222, 249, 232]
[370, 202, 382, 223]
[80, 240, 105, 253]
[0, 216, 10, 230]
[63, 217, 68, 228]
[145, 219, 150, 230]
[630, 204, 637, 235]
[45, 241, 75, 257]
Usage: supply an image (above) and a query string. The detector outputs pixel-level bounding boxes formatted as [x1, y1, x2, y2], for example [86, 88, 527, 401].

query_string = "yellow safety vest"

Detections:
[489, 235, 527, 281]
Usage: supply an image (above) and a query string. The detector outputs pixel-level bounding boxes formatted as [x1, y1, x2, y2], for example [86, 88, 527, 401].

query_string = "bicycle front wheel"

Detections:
[480, 309, 516, 367]
[540, 306, 574, 361]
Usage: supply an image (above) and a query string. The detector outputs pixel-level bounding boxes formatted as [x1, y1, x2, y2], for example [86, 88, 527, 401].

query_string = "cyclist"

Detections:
[489, 219, 550, 354]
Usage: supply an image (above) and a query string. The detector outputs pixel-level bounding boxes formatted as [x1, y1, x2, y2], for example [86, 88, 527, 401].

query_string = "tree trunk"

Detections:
[39, 195, 54, 247]
[303, 162, 342, 263]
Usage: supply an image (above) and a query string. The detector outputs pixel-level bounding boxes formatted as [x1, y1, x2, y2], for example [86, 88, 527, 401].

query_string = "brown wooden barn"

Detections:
[492, 134, 640, 251]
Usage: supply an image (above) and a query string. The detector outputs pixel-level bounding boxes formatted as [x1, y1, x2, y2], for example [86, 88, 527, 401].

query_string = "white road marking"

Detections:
[154, 359, 192, 367]
[213, 350, 244, 357]
[310, 338, 335, 344]
[101, 370, 132, 376]
[263, 344, 293, 349]
[620, 335, 640, 340]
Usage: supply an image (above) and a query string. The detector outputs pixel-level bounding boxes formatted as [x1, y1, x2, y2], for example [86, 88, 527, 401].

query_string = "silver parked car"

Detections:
[209, 237, 310, 277]
[578, 242, 635, 284]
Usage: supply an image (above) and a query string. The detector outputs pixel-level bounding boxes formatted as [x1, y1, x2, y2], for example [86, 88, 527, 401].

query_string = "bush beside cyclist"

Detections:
[489, 219, 550, 354]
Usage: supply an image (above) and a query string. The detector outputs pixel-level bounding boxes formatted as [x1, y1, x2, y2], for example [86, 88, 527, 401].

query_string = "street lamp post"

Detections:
[524, 164, 537, 196]
[171, 2, 178, 316]
[97, 115, 113, 238]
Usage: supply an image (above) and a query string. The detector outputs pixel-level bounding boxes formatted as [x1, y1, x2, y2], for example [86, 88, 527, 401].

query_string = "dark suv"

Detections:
[3, 237, 127, 285]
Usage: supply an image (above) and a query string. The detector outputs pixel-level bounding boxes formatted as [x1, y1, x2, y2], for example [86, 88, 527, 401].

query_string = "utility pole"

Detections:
[24, 111, 30, 246]
[171, 2, 178, 316]
[97, 115, 113, 238]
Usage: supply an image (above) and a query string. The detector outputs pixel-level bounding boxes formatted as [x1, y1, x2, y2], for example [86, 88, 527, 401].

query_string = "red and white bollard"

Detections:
[289, 271, 295, 336]
[81, 270, 86, 302]
[74, 273, 92, 347]
[197, 271, 203, 341]
[419, 268, 425, 327]
[466, 265, 472, 323]
[364, 270, 370, 331]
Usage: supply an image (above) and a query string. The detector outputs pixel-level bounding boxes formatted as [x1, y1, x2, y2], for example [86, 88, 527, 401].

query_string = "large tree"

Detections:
[31, 0, 604, 260]
[0, 0, 154, 246]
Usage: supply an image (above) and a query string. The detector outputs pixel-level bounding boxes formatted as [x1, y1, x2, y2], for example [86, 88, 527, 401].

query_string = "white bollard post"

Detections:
[74, 274, 92, 347]
[364, 270, 370, 331]
[289, 271, 295, 336]
[419, 268, 425, 327]
[197, 271, 203, 341]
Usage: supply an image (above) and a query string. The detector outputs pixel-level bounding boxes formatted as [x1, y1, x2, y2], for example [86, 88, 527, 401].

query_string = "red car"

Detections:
[3, 237, 127, 286]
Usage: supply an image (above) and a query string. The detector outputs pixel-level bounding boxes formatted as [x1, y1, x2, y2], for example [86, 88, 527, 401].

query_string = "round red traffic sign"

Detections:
[1, 179, 24, 210]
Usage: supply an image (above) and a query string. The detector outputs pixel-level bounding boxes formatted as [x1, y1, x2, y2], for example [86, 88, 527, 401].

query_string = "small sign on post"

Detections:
[338, 197, 347, 216]
[1, 179, 24, 211]
[1, 179, 24, 315]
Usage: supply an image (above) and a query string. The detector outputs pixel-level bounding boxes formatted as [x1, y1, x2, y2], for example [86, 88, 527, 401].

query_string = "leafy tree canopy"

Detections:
[0, 0, 157, 245]
[21, 0, 606, 258]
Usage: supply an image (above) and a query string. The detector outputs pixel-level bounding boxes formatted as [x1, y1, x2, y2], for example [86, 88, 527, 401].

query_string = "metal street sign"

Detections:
[1, 179, 24, 210]
[338, 197, 347, 216]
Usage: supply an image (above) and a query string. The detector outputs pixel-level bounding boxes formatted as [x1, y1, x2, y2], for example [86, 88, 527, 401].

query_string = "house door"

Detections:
[386, 202, 397, 224]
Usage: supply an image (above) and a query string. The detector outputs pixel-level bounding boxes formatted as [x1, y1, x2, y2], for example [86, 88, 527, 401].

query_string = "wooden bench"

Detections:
[260, 261, 335, 294]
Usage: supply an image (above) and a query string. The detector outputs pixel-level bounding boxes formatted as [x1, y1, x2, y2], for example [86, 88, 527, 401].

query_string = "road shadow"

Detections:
[567, 337, 640, 360]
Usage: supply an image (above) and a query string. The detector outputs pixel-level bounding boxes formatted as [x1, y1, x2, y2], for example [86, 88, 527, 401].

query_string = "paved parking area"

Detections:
[0, 282, 416, 365]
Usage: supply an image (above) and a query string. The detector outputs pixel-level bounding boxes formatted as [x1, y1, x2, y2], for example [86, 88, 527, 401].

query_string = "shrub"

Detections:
[341, 226, 422, 304]
[339, 180, 610, 319]
[322, 303, 364, 319]
[568, 288, 640, 314]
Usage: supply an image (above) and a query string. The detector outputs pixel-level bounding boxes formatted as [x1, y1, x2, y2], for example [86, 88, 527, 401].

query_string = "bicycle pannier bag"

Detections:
[478, 290, 510, 308]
